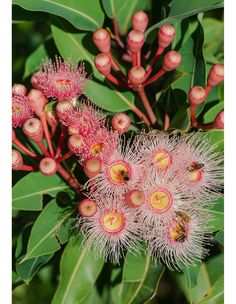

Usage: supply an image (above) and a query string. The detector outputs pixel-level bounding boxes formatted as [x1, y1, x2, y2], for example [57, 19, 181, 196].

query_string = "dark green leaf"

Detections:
[145, 1, 223, 41]
[13, 0, 104, 31]
[169, 104, 191, 131]
[18, 199, 72, 262]
[13, 4, 49, 23]
[12, 172, 69, 211]
[118, 251, 165, 304]
[215, 231, 224, 246]
[52, 235, 104, 304]
[203, 103, 224, 124]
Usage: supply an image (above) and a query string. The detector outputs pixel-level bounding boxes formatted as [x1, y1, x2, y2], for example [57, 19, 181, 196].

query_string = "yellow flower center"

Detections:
[101, 210, 125, 234]
[108, 162, 131, 185]
[149, 188, 172, 213]
[153, 149, 172, 170]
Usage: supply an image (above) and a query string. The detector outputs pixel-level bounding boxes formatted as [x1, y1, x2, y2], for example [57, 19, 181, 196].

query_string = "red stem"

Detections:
[137, 86, 157, 125]
[136, 51, 141, 66]
[190, 105, 198, 127]
[132, 105, 151, 126]
[57, 164, 81, 193]
[164, 113, 170, 131]
[205, 85, 212, 98]
[106, 73, 129, 88]
[112, 19, 125, 49]
[145, 47, 165, 79]
[144, 69, 166, 86]
[108, 52, 127, 81]
[55, 126, 67, 159]
[21, 164, 37, 171]
[57, 151, 73, 162]
[12, 130, 39, 159]
[132, 53, 137, 66]
[37, 140, 50, 157]
[41, 114, 55, 156]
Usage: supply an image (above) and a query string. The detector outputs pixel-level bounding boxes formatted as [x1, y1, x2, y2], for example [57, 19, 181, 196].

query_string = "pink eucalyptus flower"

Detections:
[12, 93, 33, 127]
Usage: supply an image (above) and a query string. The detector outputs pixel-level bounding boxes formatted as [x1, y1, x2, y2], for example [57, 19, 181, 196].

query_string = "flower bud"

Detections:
[12, 149, 23, 170]
[132, 10, 148, 33]
[56, 101, 73, 119]
[78, 198, 97, 217]
[158, 24, 176, 48]
[188, 86, 206, 105]
[128, 66, 146, 85]
[93, 28, 110, 53]
[39, 157, 57, 176]
[23, 118, 43, 142]
[12, 83, 27, 96]
[68, 125, 78, 135]
[207, 64, 224, 86]
[162, 51, 182, 71]
[68, 134, 84, 152]
[46, 110, 59, 128]
[94, 53, 112, 76]
[28, 89, 48, 117]
[83, 158, 102, 178]
[124, 189, 145, 208]
[127, 30, 144, 53]
[112, 113, 131, 134]
[214, 110, 224, 129]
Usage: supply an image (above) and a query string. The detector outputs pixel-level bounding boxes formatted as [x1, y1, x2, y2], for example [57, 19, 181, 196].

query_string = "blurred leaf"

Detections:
[169, 104, 191, 131]
[13, 0, 104, 31]
[215, 231, 224, 246]
[205, 254, 223, 284]
[85, 79, 135, 112]
[182, 264, 200, 304]
[206, 130, 224, 152]
[19, 199, 72, 263]
[102, 0, 151, 35]
[118, 251, 165, 304]
[202, 18, 223, 56]
[13, 172, 69, 211]
[52, 235, 104, 304]
[45, 101, 57, 112]
[16, 254, 53, 284]
[199, 275, 224, 304]
[145, 1, 223, 41]
[202, 196, 223, 232]
[203, 103, 224, 124]
[79, 288, 102, 304]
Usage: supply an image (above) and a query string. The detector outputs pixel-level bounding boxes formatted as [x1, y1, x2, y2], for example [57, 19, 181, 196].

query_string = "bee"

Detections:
[119, 170, 130, 182]
[189, 163, 204, 172]
[175, 211, 190, 225]
[174, 222, 188, 243]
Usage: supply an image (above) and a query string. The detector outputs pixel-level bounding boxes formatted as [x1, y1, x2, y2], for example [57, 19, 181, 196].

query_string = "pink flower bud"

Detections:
[94, 53, 112, 76]
[12, 83, 27, 96]
[188, 86, 206, 105]
[214, 110, 224, 129]
[158, 24, 176, 48]
[124, 189, 145, 208]
[68, 125, 78, 135]
[127, 30, 144, 53]
[83, 158, 102, 178]
[23, 118, 44, 142]
[207, 64, 224, 86]
[12, 149, 23, 170]
[162, 51, 182, 71]
[28, 89, 48, 117]
[56, 101, 73, 119]
[39, 157, 57, 176]
[128, 66, 146, 85]
[68, 134, 84, 152]
[93, 28, 111, 53]
[78, 198, 97, 217]
[132, 10, 148, 33]
[112, 113, 131, 134]
[46, 110, 59, 129]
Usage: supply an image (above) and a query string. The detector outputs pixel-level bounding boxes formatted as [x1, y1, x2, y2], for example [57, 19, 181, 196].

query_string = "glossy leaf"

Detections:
[12, 172, 69, 211]
[19, 199, 72, 263]
[201, 196, 224, 232]
[145, 1, 223, 41]
[206, 130, 224, 152]
[118, 251, 165, 304]
[203, 103, 224, 124]
[203, 18, 224, 56]
[13, 0, 104, 31]
[52, 235, 104, 304]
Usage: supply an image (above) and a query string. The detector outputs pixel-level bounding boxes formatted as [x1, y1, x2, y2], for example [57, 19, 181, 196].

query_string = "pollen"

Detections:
[101, 210, 125, 234]
[91, 143, 104, 154]
[153, 149, 172, 170]
[148, 188, 172, 213]
[108, 161, 131, 185]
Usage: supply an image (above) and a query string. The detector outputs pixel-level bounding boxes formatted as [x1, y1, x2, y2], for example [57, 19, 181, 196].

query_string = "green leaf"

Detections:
[13, 4, 49, 23]
[19, 199, 72, 263]
[145, 1, 223, 41]
[16, 254, 53, 284]
[206, 130, 224, 152]
[203, 103, 224, 124]
[102, 0, 151, 35]
[201, 196, 224, 232]
[118, 251, 165, 304]
[215, 231, 224, 246]
[12, 172, 69, 211]
[13, 0, 104, 31]
[52, 235, 104, 304]
[85, 79, 135, 112]
[202, 18, 224, 56]
[182, 265, 200, 304]
[169, 105, 191, 131]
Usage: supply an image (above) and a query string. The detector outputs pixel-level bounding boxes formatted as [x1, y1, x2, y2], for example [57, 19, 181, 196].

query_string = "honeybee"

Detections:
[173, 221, 188, 243]
[176, 211, 190, 225]
[189, 163, 204, 172]
[119, 170, 130, 182]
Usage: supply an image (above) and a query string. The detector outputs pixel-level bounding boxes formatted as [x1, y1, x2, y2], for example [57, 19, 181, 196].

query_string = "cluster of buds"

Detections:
[189, 64, 224, 129]
[93, 11, 182, 127]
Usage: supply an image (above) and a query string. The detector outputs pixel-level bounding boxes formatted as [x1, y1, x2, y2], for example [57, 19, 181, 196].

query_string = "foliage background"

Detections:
[12, 1, 224, 303]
